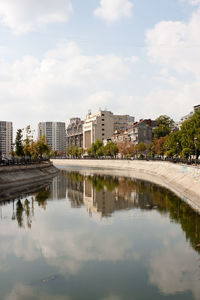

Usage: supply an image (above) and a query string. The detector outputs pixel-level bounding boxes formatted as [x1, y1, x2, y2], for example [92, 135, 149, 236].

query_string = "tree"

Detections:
[118, 141, 135, 157]
[165, 131, 182, 157]
[104, 142, 119, 157]
[78, 148, 84, 157]
[152, 136, 168, 157]
[72, 146, 79, 158]
[15, 129, 24, 157]
[180, 110, 200, 158]
[23, 125, 33, 157]
[88, 140, 104, 157]
[136, 142, 147, 157]
[153, 115, 174, 139]
[35, 135, 50, 158]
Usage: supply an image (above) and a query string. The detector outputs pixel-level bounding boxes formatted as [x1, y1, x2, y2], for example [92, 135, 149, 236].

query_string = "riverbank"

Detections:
[52, 159, 200, 213]
[0, 161, 58, 201]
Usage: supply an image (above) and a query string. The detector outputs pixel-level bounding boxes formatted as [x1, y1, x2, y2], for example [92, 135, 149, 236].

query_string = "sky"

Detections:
[0, 0, 200, 134]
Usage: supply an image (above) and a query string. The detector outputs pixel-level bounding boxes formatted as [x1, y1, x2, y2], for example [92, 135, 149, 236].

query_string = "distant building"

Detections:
[127, 119, 157, 145]
[113, 115, 135, 131]
[179, 104, 200, 128]
[83, 110, 134, 149]
[111, 130, 130, 144]
[0, 121, 13, 157]
[38, 122, 66, 154]
[66, 118, 83, 149]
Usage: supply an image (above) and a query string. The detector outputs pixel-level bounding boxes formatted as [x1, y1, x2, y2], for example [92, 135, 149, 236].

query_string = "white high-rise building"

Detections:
[0, 121, 13, 157]
[38, 122, 66, 154]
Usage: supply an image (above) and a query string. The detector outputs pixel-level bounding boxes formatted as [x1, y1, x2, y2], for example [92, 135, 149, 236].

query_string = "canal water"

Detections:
[0, 168, 200, 300]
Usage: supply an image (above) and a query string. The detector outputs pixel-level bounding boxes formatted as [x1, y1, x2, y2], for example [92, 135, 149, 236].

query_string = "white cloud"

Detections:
[0, 41, 130, 131]
[144, 6, 200, 119]
[124, 56, 139, 63]
[0, 0, 73, 35]
[146, 8, 200, 77]
[188, 0, 200, 5]
[94, 0, 133, 23]
[5, 283, 70, 300]
[149, 238, 200, 299]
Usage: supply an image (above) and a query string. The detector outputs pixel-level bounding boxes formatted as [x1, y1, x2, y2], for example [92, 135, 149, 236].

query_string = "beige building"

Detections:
[38, 122, 66, 154]
[83, 110, 114, 149]
[0, 121, 13, 157]
[83, 110, 134, 149]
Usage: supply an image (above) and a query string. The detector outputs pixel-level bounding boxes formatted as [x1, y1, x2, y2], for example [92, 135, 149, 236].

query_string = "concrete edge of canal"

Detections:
[52, 159, 200, 214]
[0, 161, 59, 201]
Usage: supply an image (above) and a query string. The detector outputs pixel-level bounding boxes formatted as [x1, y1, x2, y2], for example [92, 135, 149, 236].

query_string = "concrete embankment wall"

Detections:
[0, 162, 58, 201]
[52, 159, 200, 213]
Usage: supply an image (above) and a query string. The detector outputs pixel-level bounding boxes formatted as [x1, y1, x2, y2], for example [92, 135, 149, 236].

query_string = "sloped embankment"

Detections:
[0, 161, 58, 201]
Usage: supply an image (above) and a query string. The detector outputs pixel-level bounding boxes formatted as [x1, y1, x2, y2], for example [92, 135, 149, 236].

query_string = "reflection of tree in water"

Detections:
[14, 187, 50, 228]
[16, 199, 24, 228]
[124, 179, 200, 254]
[149, 185, 200, 254]
[35, 188, 50, 210]
[67, 171, 200, 254]
[88, 174, 119, 192]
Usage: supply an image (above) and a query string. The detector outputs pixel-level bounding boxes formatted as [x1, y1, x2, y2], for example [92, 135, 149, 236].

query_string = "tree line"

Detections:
[12, 126, 52, 159]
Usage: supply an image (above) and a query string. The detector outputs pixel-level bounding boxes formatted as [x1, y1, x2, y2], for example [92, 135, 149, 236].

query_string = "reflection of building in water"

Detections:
[83, 177, 137, 217]
[66, 173, 84, 208]
[66, 171, 157, 217]
[50, 171, 67, 200]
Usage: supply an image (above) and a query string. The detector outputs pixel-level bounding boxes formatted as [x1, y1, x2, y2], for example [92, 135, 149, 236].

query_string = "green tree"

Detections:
[72, 146, 79, 158]
[15, 129, 24, 157]
[23, 125, 33, 157]
[88, 140, 104, 157]
[153, 115, 174, 139]
[78, 147, 84, 157]
[165, 131, 182, 157]
[104, 142, 119, 157]
[35, 135, 50, 158]
[136, 142, 147, 157]
[180, 110, 200, 158]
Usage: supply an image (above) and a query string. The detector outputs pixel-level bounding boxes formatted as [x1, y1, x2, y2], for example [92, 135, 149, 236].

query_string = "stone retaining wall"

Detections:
[0, 162, 58, 201]
[52, 159, 200, 213]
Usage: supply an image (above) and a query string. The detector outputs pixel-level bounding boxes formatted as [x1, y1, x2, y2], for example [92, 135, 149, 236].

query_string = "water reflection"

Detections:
[66, 171, 200, 253]
[0, 170, 200, 300]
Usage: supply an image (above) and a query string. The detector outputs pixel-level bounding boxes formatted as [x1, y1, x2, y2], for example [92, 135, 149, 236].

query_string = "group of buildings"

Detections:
[1, 105, 199, 158]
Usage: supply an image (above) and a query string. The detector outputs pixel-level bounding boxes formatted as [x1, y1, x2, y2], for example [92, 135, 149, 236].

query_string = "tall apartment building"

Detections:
[66, 118, 83, 149]
[83, 110, 134, 149]
[38, 122, 66, 154]
[0, 121, 13, 157]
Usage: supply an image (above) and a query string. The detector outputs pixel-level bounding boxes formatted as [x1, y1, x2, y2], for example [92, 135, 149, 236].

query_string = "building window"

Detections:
[102, 124, 104, 126]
